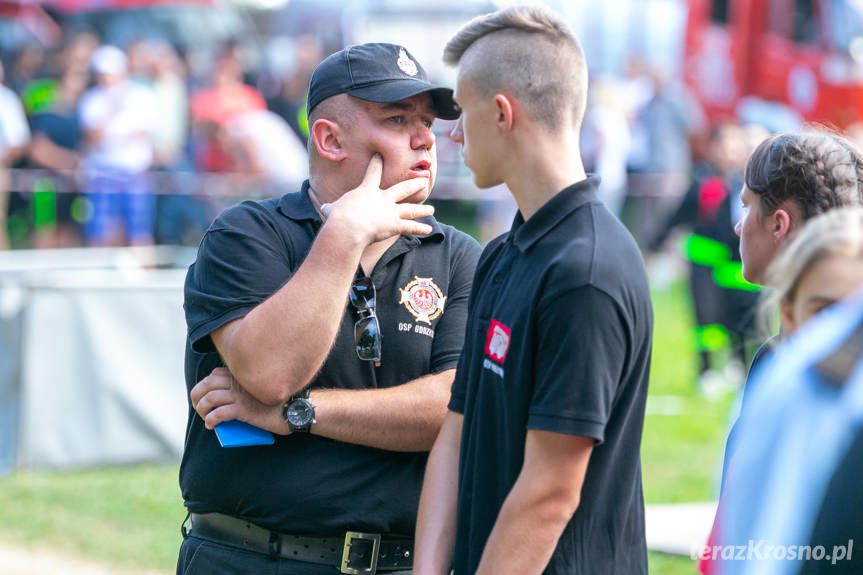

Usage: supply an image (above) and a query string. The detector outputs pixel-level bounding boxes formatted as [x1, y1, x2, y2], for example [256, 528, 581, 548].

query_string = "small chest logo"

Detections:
[399, 276, 446, 324]
[397, 48, 419, 77]
[485, 320, 511, 363]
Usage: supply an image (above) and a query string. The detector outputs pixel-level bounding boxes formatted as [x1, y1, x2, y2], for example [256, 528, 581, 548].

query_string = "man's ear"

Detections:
[494, 94, 514, 131]
[771, 208, 793, 244]
[310, 118, 348, 162]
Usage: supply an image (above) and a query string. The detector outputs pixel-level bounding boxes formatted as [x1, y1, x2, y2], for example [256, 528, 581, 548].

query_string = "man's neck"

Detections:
[306, 183, 326, 217]
[505, 129, 586, 221]
[307, 177, 401, 276]
[307, 175, 343, 205]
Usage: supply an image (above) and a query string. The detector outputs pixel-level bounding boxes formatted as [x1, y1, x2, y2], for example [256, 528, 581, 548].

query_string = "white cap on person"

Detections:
[91, 45, 128, 76]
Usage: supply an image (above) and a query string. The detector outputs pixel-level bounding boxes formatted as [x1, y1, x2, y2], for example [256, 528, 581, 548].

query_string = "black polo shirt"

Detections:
[449, 176, 652, 575]
[180, 181, 481, 536]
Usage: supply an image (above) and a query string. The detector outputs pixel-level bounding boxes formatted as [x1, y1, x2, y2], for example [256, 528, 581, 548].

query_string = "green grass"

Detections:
[0, 465, 185, 572]
[642, 281, 735, 504]
[649, 551, 700, 574]
[0, 280, 733, 574]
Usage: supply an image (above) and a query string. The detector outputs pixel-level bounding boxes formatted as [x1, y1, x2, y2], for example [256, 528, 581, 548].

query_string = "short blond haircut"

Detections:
[444, 5, 587, 130]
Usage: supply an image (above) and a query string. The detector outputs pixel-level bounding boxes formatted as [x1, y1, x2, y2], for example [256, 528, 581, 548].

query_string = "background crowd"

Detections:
[0, 27, 315, 249]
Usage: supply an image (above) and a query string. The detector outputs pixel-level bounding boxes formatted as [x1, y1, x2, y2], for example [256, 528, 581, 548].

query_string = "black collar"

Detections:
[277, 181, 321, 223]
[511, 175, 601, 252]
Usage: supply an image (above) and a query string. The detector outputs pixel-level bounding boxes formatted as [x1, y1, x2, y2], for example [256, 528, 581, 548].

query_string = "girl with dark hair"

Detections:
[737, 131, 863, 285]
[733, 130, 863, 397]
[699, 131, 863, 575]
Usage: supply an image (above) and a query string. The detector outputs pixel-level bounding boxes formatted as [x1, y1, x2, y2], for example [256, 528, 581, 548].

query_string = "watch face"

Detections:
[286, 400, 313, 426]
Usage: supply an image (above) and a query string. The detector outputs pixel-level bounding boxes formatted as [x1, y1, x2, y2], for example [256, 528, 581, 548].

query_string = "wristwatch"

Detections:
[283, 387, 316, 433]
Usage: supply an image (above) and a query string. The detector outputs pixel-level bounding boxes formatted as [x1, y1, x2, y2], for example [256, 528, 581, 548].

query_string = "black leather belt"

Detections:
[186, 512, 413, 574]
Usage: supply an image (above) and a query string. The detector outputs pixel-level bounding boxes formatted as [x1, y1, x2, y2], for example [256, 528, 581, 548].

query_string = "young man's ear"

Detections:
[771, 208, 793, 244]
[493, 94, 514, 131]
[310, 119, 348, 162]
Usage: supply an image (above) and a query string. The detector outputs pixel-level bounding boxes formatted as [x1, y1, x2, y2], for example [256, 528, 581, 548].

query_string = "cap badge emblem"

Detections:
[397, 48, 419, 77]
[399, 276, 445, 324]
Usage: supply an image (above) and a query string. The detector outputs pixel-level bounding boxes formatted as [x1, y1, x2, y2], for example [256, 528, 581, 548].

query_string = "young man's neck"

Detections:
[506, 129, 586, 221]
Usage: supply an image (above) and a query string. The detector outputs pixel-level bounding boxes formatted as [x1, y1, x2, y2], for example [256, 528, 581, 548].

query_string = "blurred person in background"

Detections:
[224, 108, 308, 192]
[625, 65, 706, 246]
[0, 59, 31, 249]
[266, 34, 325, 145]
[125, 40, 152, 86]
[78, 45, 157, 246]
[581, 76, 631, 216]
[148, 42, 188, 170]
[178, 42, 478, 574]
[9, 44, 45, 97]
[699, 131, 863, 575]
[25, 67, 88, 248]
[190, 41, 265, 123]
[146, 41, 209, 246]
[15, 45, 55, 117]
[64, 32, 99, 75]
[189, 43, 265, 183]
[714, 206, 863, 575]
[648, 122, 758, 395]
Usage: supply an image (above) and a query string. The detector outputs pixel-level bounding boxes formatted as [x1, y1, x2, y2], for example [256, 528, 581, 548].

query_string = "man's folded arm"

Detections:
[210, 219, 369, 406]
[191, 368, 455, 452]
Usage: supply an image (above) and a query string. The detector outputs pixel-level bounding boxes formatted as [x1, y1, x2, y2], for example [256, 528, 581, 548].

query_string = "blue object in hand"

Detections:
[214, 420, 275, 447]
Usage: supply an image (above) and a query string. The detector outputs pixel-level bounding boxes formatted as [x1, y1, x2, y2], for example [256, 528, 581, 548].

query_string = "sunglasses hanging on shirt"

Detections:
[350, 277, 381, 366]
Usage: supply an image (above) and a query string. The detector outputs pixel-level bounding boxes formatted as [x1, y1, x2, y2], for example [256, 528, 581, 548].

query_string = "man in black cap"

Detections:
[177, 43, 480, 574]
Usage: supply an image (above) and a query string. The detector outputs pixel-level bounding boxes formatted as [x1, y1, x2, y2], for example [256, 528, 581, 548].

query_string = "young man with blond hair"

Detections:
[414, 7, 652, 574]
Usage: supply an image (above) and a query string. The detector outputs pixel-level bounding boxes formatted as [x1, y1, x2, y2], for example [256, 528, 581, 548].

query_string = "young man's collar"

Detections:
[511, 175, 601, 252]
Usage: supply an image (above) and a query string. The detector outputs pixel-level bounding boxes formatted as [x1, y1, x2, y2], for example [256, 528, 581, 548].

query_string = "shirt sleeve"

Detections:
[429, 233, 481, 373]
[447, 350, 468, 414]
[527, 285, 628, 443]
[184, 203, 294, 353]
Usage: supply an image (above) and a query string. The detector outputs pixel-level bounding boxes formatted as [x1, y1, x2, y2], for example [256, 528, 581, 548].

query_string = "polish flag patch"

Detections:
[485, 319, 511, 363]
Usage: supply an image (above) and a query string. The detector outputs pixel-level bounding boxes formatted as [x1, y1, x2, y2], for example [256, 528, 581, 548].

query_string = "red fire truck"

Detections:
[684, 0, 863, 128]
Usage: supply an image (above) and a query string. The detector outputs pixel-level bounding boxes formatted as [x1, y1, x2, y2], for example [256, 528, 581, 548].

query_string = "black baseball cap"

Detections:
[307, 43, 460, 120]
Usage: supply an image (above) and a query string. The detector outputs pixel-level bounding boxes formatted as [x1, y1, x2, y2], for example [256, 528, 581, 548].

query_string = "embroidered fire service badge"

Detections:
[399, 276, 446, 325]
